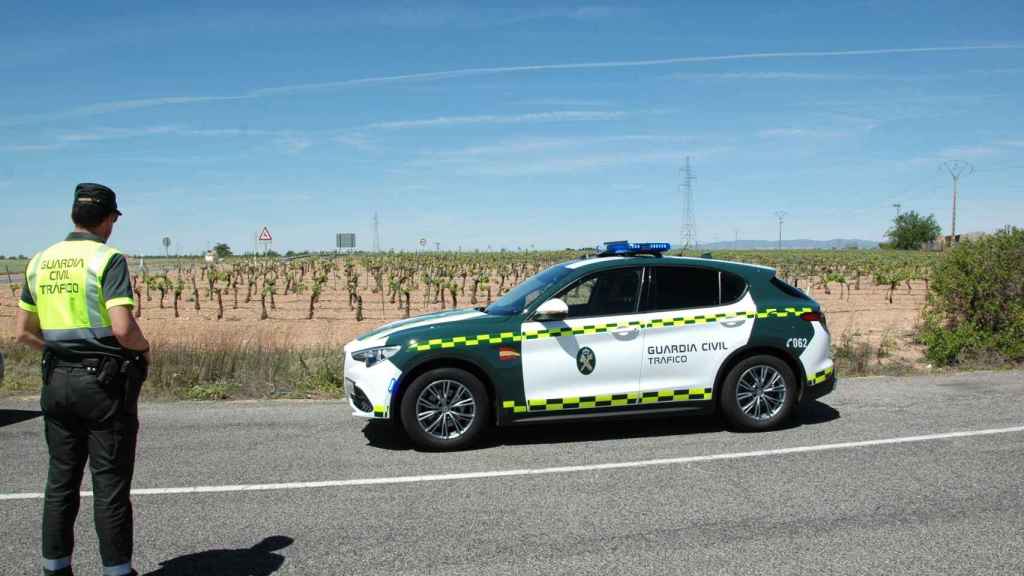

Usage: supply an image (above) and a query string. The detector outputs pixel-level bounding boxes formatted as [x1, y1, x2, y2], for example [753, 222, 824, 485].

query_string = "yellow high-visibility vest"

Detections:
[23, 240, 133, 343]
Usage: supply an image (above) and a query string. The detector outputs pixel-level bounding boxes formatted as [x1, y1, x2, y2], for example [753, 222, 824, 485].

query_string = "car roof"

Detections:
[562, 255, 776, 277]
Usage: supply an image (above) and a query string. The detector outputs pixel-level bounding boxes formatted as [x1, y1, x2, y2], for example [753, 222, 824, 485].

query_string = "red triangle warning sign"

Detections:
[258, 227, 273, 242]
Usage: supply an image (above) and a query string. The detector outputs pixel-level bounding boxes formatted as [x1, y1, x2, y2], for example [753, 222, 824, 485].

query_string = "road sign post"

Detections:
[258, 227, 273, 255]
[336, 233, 356, 251]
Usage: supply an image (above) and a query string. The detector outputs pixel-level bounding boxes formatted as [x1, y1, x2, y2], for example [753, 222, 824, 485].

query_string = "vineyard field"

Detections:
[0, 250, 939, 371]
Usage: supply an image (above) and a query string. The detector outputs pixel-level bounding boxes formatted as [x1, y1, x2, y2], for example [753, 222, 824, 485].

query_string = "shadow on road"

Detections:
[0, 409, 42, 428]
[362, 400, 840, 451]
[796, 399, 841, 426]
[143, 536, 293, 576]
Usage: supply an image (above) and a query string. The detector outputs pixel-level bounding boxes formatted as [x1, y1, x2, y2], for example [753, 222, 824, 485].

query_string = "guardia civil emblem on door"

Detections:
[576, 347, 596, 375]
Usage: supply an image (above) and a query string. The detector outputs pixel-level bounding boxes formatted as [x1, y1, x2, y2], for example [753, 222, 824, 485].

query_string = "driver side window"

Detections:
[555, 267, 642, 319]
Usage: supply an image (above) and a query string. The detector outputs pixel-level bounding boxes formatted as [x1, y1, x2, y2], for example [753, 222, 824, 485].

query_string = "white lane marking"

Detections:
[2, 425, 1023, 501]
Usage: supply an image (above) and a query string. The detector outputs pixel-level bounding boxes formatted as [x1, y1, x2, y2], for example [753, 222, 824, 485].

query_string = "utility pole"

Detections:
[939, 160, 973, 239]
[679, 156, 697, 250]
[892, 203, 902, 217]
[372, 212, 381, 252]
[774, 211, 787, 251]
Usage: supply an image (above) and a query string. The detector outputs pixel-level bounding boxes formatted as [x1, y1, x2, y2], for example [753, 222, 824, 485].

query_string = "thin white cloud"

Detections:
[278, 136, 312, 153]
[72, 95, 251, 114]
[757, 127, 858, 139]
[59, 125, 178, 142]
[673, 72, 868, 81]
[520, 98, 613, 107]
[467, 147, 731, 176]
[252, 44, 1021, 96]
[332, 133, 378, 151]
[937, 145, 1001, 159]
[1, 143, 65, 151]
[410, 134, 729, 176]
[53, 125, 306, 145]
[904, 140, 1017, 167]
[571, 5, 614, 19]
[419, 134, 694, 162]
[2, 44, 1017, 126]
[367, 110, 628, 130]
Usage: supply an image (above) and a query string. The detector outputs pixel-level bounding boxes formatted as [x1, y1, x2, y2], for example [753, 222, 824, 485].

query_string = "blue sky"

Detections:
[1, 1, 1022, 255]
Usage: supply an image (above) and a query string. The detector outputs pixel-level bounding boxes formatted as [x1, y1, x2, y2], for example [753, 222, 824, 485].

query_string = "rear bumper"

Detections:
[803, 369, 836, 402]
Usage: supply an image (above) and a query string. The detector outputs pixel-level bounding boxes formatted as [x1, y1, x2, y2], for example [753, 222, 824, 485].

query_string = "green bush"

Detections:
[920, 227, 1024, 365]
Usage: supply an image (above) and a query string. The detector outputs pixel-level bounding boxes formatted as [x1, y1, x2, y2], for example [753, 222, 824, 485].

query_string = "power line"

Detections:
[939, 160, 973, 238]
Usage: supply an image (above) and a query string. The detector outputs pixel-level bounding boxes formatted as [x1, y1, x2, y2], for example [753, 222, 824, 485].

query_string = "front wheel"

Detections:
[400, 368, 490, 451]
[719, 355, 796, 431]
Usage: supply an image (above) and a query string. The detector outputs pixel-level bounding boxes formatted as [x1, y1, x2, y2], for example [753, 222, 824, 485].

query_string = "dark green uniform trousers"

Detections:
[41, 359, 139, 576]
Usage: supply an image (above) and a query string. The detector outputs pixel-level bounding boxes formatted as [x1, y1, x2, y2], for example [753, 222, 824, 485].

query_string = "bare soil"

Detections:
[0, 276, 928, 365]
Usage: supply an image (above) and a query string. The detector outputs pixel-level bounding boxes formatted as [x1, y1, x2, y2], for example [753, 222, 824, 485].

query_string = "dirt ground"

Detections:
[0, 275, 927, 367]
[802, 280, 928, 365]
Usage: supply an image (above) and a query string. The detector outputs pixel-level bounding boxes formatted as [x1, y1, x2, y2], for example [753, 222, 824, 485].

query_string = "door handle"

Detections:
[612, 327, 640, 338]
[720, 318, 746, 328]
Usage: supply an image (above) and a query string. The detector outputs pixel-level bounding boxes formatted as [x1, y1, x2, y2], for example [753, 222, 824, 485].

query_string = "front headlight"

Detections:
[351, 346, 401, 368]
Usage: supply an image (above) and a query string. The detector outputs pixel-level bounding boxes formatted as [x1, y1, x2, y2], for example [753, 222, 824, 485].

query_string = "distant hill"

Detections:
[694, 239, 880, 250]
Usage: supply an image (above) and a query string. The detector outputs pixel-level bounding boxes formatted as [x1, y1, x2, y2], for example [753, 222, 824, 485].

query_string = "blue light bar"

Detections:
[601, 241, 672, 256]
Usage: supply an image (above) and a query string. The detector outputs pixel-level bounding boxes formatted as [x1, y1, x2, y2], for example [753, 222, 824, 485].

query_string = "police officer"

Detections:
[14, 183, 151, 576]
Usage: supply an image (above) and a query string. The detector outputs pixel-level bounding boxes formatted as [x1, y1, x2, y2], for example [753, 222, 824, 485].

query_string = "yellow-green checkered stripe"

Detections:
[638, 387, 713, 404]
[409, 307, 813, 352]
[372, 404, 389, 418]
[503, 387, 712, 414]
[411, 331, 523, 352]
[808, 366, 834, 385]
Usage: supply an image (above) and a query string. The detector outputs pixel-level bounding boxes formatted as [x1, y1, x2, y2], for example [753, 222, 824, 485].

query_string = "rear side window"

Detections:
[649, 267, 719, 311]
[721, 272, 748, 304]
[647, 267, 750, 311]
[771, 277, 811, 300]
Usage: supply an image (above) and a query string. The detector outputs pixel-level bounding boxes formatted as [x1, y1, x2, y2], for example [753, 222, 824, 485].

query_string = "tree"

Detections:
[213, 243, 233, 259]
[886, 211, 941, 250]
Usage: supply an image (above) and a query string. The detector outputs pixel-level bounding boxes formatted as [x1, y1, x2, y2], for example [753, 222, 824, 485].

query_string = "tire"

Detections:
[400, 368, 490, 451]
[719, 355, 796, 431]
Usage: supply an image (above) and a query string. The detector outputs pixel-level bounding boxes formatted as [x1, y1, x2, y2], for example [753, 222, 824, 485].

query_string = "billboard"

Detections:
[336, 233, 356, 249]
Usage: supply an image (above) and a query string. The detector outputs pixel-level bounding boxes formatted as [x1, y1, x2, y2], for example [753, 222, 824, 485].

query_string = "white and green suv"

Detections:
[343, 242, 835, 450]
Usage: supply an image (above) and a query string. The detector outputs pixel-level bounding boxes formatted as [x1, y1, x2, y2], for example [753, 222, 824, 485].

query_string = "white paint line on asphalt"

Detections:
[2, 425, 1023, 501]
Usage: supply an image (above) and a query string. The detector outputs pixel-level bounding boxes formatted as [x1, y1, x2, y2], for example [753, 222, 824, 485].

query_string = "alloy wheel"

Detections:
[415, 379, 477, 440]
[736, 365, 786, 421]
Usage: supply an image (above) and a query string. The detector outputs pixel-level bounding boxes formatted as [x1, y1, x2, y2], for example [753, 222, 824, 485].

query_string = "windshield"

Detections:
[485, 264, 575, 316]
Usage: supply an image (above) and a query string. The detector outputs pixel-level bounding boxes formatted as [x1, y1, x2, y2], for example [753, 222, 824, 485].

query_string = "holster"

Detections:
[97, 357, 122, 386]
[41, 350, 54, 387]
[118, 353, 148, 412]
[121, 352, 149, 384]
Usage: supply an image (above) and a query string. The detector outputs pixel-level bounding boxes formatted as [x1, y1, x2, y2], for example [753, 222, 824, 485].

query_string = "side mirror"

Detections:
[534, 298, 569, 321]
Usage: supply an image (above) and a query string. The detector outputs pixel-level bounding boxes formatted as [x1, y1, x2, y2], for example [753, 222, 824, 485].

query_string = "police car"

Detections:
[343, 241, 835, 450]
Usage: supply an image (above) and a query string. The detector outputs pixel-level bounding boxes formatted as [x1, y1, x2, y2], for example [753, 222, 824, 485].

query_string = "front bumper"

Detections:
[342, 349, 402, 420]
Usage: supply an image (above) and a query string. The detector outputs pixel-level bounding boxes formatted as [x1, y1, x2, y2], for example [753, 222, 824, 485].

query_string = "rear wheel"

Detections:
[400, 367, 490, 451]
[719, 355, 796, 431]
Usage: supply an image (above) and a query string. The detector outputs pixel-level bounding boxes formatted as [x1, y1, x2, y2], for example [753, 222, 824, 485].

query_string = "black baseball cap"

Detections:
[73, 183, 121, 216]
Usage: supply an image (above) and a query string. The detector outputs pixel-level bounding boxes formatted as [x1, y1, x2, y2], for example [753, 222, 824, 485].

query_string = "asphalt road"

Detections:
[2, 370, 1023, 575]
